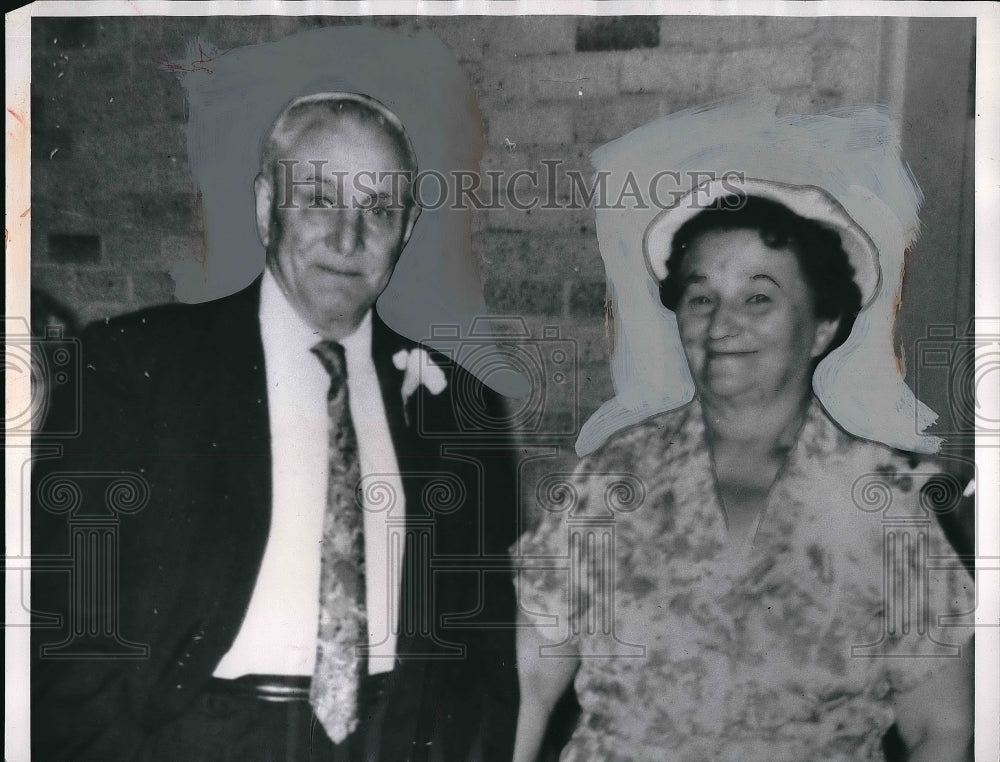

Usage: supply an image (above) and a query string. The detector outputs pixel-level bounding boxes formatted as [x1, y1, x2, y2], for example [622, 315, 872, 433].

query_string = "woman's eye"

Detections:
[747, 293, 771, 305]
[685, 295, 712, 308]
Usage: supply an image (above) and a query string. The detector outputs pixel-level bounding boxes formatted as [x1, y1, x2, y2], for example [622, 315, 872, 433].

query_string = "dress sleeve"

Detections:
[875, 464, 976, 694]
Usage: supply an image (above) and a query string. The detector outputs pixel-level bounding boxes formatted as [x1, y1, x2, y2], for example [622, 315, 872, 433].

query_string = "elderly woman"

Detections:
[512, 179, 974, 762]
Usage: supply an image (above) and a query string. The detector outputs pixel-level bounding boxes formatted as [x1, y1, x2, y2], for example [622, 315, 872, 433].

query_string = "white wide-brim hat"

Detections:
[643, 177, 882, 307]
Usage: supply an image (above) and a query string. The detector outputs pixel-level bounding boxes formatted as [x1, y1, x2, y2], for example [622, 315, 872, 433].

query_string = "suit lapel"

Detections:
[370, 314, 417, 459]
[200, 278, 273, 628]
[370, 314, 441, 759]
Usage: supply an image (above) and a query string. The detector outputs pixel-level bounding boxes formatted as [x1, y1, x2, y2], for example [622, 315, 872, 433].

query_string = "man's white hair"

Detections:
[259, 91, 418, 181]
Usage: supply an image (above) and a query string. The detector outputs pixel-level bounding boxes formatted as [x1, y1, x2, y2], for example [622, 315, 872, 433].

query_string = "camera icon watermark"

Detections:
[417, 317, 578, 439]
[3, 317, 81, 438]
[3, 318, 82, 437]
[914, 318, 1000, 444]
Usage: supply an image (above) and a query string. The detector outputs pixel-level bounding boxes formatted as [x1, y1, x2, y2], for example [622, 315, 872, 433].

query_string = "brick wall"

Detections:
[31, 15, 893, 439]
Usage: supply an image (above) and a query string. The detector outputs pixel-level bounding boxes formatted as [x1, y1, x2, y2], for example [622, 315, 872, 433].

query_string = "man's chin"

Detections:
[303, 278, 364, 305]
[304, 304, 369, 338]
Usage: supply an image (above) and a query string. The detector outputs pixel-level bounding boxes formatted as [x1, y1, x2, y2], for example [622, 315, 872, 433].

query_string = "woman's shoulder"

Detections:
[809, 400, 945, 468]
[552, 405, 697, 525]
[807, 403, 967, 519]
[580, 403, 695, 469]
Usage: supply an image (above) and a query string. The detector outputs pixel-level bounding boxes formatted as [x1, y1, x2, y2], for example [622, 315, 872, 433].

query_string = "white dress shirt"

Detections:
[213, 269, 403, 677]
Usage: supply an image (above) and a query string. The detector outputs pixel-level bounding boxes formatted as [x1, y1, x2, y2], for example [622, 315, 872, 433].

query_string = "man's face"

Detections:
[255, 114, 419, 338]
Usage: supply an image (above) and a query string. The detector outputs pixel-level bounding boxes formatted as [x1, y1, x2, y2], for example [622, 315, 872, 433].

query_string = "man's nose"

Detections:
[327, 207, 364, 255]
[707, 301, 742, 339]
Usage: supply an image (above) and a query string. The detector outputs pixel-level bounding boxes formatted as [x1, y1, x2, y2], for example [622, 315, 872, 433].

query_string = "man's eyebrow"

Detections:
[750, 274, 781, 287]
[295, 173, 327, 184]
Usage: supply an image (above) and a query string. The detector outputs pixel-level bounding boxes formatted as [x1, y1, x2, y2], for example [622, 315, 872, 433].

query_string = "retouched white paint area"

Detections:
[577, 91, 940, 456]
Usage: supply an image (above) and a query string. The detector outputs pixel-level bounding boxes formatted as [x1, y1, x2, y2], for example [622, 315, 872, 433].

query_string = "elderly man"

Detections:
[32, 93, 518, 761]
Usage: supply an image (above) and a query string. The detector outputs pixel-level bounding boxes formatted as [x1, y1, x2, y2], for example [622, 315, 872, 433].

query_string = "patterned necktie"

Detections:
[309, 340, 366, 744]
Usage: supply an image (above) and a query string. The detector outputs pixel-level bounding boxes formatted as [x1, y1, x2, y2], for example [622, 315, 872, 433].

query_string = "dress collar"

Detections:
[662, 396, 843, 559]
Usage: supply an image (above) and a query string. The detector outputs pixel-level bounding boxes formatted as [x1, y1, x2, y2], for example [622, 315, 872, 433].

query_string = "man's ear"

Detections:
[810, 317, 842, 359]
[253, 172, 273, 248]
[401, 202, 421, 248]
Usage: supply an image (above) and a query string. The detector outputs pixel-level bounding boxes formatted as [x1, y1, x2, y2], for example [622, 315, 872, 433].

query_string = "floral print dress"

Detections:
[513, 399, 974, 762]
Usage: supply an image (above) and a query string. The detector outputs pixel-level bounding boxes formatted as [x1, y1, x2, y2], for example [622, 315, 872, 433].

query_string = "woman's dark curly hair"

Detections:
[657, 195, 864, 359]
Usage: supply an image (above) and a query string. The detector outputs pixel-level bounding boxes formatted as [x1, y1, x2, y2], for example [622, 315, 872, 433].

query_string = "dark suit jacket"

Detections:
[31, 278, 519, 761]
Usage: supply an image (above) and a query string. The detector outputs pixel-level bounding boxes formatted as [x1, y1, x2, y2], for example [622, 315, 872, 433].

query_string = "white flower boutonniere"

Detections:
[392, 348, 447, 424]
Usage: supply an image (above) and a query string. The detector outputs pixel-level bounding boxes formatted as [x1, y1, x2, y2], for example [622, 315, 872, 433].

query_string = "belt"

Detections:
[207, 671, 392, 704]
[207, 674, 311, 703]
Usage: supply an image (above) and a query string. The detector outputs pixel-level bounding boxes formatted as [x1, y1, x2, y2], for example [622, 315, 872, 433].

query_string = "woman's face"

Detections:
[675, 228, 839, 407]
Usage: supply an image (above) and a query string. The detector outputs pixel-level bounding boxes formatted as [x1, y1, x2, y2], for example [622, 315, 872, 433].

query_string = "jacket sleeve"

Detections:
[31, 320, 160, 761]
[450, 372, 520, 762]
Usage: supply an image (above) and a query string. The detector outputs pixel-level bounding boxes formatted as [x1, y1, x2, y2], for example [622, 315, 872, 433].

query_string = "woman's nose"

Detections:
[707, 302, 742, 339]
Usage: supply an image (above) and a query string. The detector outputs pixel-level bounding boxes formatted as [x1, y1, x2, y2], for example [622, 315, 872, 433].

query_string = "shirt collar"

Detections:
[259, 267, 373, 368]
